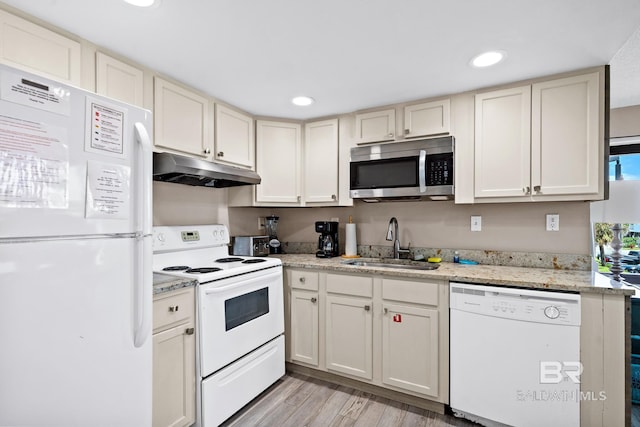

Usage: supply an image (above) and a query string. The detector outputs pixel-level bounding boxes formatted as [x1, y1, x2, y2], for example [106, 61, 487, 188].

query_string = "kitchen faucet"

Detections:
[386, 217, 410, 259]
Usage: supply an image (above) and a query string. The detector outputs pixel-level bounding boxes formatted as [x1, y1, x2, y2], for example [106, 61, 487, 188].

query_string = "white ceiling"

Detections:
[3, 0, 640, 119]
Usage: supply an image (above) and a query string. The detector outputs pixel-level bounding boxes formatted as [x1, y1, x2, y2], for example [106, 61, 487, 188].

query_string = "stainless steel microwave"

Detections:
[350, 136, 454, 201]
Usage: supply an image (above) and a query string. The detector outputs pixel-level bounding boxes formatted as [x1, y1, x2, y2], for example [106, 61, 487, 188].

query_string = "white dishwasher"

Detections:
[449, 282, 581, 427]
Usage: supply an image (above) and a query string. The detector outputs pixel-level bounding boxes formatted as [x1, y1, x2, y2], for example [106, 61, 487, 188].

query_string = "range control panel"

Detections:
[153, 225, 229, 252]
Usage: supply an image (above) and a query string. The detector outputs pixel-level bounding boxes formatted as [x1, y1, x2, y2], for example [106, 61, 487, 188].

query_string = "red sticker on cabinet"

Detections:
[393, 314, 402, 322]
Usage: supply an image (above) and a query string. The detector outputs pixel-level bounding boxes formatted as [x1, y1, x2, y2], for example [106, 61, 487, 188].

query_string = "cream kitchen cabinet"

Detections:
[152, 287, 196, 427]
[474, 70, 604, 202]
[325, 273, 374, 380]
[380, 277, 442, 399]
[403, 99, 450, 138]
[95, 52, 144, 107]
[304, 118, 339, 204]
[214, 104, 254, 169]
[154, 76, 213, 158]
[0, 9, 81, 86]
[255, 120, 302, 204]
[355, 108, 396, 144]
[286, 269, 320, 366]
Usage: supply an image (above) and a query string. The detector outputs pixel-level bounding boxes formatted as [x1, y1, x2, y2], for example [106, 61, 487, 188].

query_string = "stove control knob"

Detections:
[544, 306, 560, 319]
[212, 230, 218, 238]
[157, 233, 165, 242]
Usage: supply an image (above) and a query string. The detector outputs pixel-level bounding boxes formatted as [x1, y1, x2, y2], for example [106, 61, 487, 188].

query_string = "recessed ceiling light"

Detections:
[123, 0, 158, 7]
[291, 96, 315, 106]
[471, 51, 506, 68]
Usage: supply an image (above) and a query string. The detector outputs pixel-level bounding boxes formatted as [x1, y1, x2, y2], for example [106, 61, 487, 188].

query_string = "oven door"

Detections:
[198, 266, 283, 377]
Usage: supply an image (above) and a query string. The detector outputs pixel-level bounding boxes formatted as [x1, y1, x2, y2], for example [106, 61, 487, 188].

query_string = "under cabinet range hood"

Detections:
[153, 152, 261, 187]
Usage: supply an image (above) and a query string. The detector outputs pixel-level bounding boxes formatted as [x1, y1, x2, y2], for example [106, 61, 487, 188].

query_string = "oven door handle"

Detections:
[419, 149, 427, 193]
[203, 270, 281, 295]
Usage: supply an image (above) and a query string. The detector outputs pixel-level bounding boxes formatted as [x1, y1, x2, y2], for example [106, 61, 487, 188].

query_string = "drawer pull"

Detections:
[384, 307, 388, 314]
[185, 327, 195, 335]
[311, 297, 317, 303]
[299, 277, 306, 283]
[364, 305, 370, 311]
[168, 305, 179, 312]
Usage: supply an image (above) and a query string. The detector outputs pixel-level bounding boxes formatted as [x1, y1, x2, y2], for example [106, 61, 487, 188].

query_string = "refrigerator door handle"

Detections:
[134, 122, 153, 236]
[133, 122, 153, 348]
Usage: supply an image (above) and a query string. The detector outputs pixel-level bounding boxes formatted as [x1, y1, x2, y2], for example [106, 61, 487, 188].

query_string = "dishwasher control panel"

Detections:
[450, 282, 581, 326]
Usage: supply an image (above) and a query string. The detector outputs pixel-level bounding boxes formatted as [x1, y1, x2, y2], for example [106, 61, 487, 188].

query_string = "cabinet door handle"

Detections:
[185, 327, 195, 335]
[204, 148, 211, 154]
[168, 305, 179, 312]
[217, 151, 224, 157]
[297, 195, 301, 202]
[331, 194, 337, 200]
[311, 297, 317, 303]
[404, 129, 410, 135]
[364, 305, 370, 311]
[299, 277, 306, 283]
[533, 185, 541, 194]
[384, 307, 388, 314]
[522, 186, 530, 195]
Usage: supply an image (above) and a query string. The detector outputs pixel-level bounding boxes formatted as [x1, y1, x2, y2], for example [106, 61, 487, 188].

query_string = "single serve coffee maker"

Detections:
[315, 221, 339, 258]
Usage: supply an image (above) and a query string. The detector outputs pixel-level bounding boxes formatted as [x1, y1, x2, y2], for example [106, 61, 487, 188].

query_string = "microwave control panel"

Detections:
[426, 153, 453, 186]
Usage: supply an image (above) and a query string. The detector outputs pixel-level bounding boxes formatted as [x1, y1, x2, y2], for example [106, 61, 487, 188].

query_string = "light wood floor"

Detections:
[221, 372, 476, 427]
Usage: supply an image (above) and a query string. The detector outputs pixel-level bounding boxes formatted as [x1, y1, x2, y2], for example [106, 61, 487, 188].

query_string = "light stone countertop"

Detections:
[153, 272, 197, 295]
[274, 254, 636, 296]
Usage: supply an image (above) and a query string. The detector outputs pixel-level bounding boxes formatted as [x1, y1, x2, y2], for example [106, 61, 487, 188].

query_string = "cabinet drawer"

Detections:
[326, 273, 373, 298]
[381, 278, 439, 306]
[153, 288, 194, 332]
[290, 270, 319, 291]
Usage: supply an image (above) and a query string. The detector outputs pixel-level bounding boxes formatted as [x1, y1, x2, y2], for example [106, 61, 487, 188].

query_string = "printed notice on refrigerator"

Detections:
[0, 115, 69, 209]
[85, 161, 130, 219]
[0, 70, 71, 116]
[85, 98, 126, 158]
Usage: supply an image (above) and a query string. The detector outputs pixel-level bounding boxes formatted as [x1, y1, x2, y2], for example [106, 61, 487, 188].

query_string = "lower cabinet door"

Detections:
[290, 289, 319, 366]
[325, 294, 373, 380]
[153, 324, 195, 427]
[382, 303, 439, 397]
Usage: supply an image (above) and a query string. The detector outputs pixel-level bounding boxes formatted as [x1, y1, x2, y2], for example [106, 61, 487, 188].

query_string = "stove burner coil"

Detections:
[162, 266, 190, 271]
[185, 267, 223, 274]
[242, 259, 267, 264]
[215, 257, 244, 263]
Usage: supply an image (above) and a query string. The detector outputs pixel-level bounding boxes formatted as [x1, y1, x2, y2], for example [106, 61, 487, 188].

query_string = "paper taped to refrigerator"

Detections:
[0, 115, 69, 208]
[85, 98, 126, 158]
[0, 70, 71, 116]
[85, 161, 130, 219]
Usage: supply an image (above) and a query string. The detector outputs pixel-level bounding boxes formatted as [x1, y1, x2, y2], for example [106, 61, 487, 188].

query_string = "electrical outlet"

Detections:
[546, 214, 559, 231]
[257, 217, 265, 231]
[471, 215, 482, 232]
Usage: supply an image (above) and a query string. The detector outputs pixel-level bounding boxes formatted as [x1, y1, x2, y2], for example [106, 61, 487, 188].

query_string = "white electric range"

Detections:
[153, 225, 284, 427]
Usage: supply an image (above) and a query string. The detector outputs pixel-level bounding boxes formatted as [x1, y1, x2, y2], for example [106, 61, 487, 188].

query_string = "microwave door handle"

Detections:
[419, 150, 427, 193]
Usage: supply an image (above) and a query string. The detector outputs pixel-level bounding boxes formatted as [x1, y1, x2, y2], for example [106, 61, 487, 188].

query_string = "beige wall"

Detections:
[153, 181, 229, 226]
[229, 200, 592, 255]
[610, 105, 640, 138]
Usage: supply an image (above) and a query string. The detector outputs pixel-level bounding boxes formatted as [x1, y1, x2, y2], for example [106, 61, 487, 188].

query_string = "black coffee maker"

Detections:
[315, 221, 339, 258]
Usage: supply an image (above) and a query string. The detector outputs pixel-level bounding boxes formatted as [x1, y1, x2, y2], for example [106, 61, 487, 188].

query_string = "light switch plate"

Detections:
[546, 214, 559, 231]
[471, 215, 482, 232]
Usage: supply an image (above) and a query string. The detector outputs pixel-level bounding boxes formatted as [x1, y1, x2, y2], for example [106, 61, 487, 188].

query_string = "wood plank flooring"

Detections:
[221, 372, 475, 427]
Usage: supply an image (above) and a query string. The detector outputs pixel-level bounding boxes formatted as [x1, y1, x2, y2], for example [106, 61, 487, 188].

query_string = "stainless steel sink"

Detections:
[341, 259, 440, 271]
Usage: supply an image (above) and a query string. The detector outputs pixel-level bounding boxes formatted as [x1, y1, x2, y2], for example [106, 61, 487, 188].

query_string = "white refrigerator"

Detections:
[0, 64, 153, 426]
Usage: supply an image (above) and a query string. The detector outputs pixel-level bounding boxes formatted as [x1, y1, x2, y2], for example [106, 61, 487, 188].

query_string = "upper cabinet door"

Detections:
[355, 108, 396, 144]
[214, 104, 254, 169]
[154, 77, 212, 157]
[256, 120, 302, 204]
[0, 10, 81, 86]
[403, 99, 450, 138]
[304, 119, 339, 204]
[474, 86, 532, 198]
[96, 52, 144, 107]
[531, 72, 601, 197]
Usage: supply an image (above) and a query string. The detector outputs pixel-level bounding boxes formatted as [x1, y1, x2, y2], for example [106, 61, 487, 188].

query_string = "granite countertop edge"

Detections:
[274, 254, 636, 296]
[153, 272, 198, 295]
